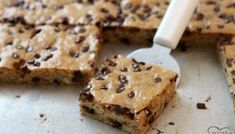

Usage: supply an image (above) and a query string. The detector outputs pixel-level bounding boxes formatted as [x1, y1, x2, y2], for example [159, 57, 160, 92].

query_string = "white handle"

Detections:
[154, 0, 199, 49]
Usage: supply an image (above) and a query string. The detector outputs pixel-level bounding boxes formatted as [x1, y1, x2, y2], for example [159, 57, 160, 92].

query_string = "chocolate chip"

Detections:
[111, 105, 134, 119]
[132, 64, 141, 72]
[83, 84, 92, 92]
[119, 75, 128, 84]
[72, 70, 83, 83]
[120, 67, 128, 72]
[105, 58, 117, 67]
[110, 119, 122, 129]
[128, 91, 135, 98]
[69, 51, 79, 58]
[6, 41, 13, 46]
[75, 36, 86, 44]
[43, 54, 53, 61]
[231, 70, 235, 75]
[226, 2, 235, 8]
[82, 106, 95, 114]
[170, 75, 178, 82]
[154, 76, 162, 84]
[61, 17, 69, 25]
[132, 59, 145, 65]
[206, 1, 216, 5]
[26, 47, 33, 53]
[79, 92, 94, 102]
[100, 8, 109, 13]
[100, 67, 111, 76]
[116, 84, 125, 93]
[196, 13, 204, 21]
[34, 53, 41, 59]
[214, 3, 221, 12]
[81, 46, 89, 53]
[12, 60, 26, 70]
[196, 103, 207, 110]
[12, 53, 20, 59]
[145, 66, 152, 71]
[101, 85, 108, 90]
[226, 58, 233, 67]
[88, 61, 95, 68]
[169, 122, 175, 125]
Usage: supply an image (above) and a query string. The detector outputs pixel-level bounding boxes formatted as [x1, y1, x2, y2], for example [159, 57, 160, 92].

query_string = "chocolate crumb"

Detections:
[39, 113, 45, 118]
[205, 96, 211, 102]
[169, 122, 175, 125]
[15, 95, 21, 98]
[196, 103, 207, 110]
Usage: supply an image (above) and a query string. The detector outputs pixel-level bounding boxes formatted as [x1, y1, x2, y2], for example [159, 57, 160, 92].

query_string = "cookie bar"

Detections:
[217, 36, 235, 110]
[0, 0, 121, 25]
[0, 23, 100, 84]
[104, 0, 235, 44]
[79, 55, 177, 134]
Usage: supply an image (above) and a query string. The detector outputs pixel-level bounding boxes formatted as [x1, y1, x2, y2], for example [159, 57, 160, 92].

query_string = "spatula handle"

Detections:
[153, 0, 199, 49]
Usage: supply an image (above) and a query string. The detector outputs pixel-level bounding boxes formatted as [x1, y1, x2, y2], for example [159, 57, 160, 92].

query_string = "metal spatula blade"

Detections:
[128, 45, 180, 78]
[128, 0, 199, 86]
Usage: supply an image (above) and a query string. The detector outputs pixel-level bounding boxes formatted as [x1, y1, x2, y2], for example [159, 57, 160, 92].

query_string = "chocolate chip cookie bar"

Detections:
[79, 55, 177, 134]
[217, 36, 235, 110]
[0, 23, 100, 84]
[0, 0, 121, 25]
[104, 0, 235, 44]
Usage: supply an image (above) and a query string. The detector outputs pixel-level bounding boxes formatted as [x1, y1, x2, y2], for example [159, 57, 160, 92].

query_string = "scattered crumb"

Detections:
[39, 113, 45, 118]
[189, 97, 193, 100]
[39, 113, 47, 123]
[80, 118, 83, 122]
[196, 103, 207, 110]
[168, 121, 175, 126]
[42, 117, 47, 122]
[205, 96, 211, 102]
[15, 95, 21, 98]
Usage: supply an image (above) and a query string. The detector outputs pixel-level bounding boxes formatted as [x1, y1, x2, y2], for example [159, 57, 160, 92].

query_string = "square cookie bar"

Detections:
[0, 0, 121, 25]
[0, 23, 100, 84]
[79, 55, 177, 134]
[217, 36, 235, 110]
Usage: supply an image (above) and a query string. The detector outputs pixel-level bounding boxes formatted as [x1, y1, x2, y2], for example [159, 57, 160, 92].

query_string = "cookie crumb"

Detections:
[168, 121, 175, 125]
[15, 95, 21, 98]
[205, 96, 211, 102]
[196, 103, 207, 110]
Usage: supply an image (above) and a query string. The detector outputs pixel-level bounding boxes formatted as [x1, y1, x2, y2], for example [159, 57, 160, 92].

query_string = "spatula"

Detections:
[128, 0, 199, 86]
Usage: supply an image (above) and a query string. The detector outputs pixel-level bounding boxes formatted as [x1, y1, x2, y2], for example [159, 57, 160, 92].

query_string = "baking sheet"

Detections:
[0, 42, 234, 134]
